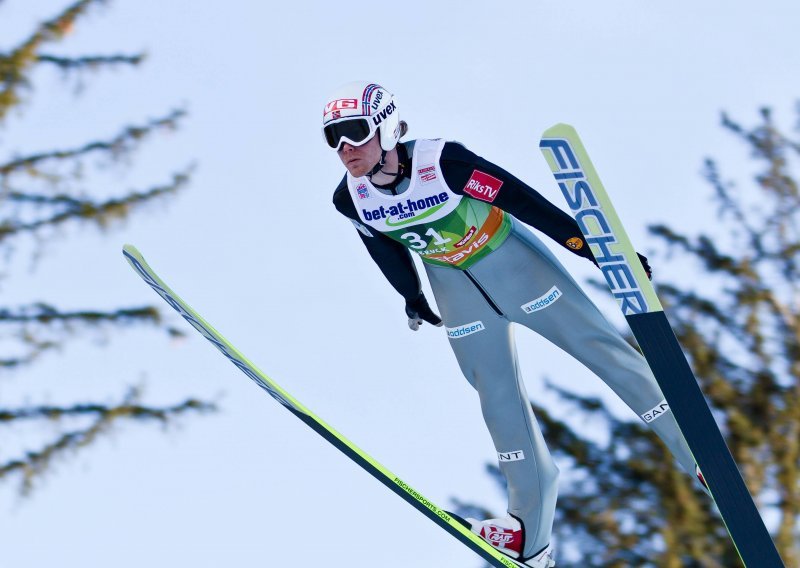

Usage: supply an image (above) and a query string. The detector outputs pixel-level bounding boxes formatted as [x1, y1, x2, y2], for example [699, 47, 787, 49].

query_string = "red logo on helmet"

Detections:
[463, 170, 503, 203]
[324, 98, 358, 118]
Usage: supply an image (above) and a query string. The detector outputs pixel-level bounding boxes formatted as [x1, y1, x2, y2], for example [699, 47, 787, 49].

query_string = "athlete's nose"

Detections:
[338, 142, 355, 153]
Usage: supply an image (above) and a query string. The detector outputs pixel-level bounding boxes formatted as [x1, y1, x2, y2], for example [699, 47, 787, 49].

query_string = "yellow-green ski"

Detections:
[122, 244, 523, 568]
[539, 125, 784, 567]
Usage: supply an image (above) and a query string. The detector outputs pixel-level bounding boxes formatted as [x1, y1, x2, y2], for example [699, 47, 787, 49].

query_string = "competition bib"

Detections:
[347, 139, 511, 269]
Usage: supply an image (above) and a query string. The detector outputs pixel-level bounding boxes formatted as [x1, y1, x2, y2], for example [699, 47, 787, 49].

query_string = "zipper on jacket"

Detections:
[464, 269, 504, 317]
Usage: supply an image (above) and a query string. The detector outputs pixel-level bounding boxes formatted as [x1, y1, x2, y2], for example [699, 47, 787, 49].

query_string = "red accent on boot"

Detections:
[696, 465, 709, 490]
[479, 524, 523, 557]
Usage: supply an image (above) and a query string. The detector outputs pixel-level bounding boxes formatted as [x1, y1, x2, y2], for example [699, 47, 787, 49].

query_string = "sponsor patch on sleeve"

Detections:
[463, 170, 503, 203]
[566, 237, 584, 250]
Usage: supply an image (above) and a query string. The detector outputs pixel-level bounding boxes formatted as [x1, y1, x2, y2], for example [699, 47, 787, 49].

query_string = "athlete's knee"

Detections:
[456, 361, 508, 392]
[541, 458, 561, 490]
[456, 364, 481, 390]
[476, 379, 524, 422]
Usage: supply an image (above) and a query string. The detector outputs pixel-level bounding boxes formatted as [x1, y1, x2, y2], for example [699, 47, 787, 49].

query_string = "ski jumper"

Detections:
[333, 138, 696, 558]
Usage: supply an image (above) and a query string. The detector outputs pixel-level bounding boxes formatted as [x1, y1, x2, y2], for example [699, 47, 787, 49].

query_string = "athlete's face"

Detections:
[338, 135, 382, 178]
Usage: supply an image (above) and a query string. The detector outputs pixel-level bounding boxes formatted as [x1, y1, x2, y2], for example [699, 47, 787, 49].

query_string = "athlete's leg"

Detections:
[425, 263, 558, 557]
[469, 220, 697, 478]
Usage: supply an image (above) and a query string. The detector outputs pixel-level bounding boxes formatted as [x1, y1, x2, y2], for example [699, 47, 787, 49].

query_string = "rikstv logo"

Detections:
[463, 170, 503, 203]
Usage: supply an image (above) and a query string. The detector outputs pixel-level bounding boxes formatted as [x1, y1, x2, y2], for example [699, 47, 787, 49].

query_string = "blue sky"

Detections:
[2, 1, 799, 566]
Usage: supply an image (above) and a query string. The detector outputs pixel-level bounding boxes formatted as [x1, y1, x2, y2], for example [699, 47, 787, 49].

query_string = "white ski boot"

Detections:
[465, 515, 555, 567]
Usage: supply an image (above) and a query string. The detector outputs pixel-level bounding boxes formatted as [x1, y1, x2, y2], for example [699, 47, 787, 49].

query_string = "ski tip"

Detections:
[541, 122, 577, 139]
[122, 244, 145, 266]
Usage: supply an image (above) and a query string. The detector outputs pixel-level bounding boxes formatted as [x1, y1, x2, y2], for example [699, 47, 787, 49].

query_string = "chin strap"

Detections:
[367, 149, 404, 179]
[367, 150, 387, 178]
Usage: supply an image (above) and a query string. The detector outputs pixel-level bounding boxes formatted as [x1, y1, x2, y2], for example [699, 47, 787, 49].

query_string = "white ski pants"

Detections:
[424, 218, 696, 557]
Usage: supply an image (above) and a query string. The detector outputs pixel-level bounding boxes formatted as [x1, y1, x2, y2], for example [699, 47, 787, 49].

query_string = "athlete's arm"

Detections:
[439, 142, 597, 263]
[333, 180, 423, 302]
[333, 182, 442, 328]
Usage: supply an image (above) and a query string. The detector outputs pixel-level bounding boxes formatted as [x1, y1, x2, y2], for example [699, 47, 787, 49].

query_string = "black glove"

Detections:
[589, 250, 653, 281]
[405, 293, 443, 331]
[637, 253, 652, 280]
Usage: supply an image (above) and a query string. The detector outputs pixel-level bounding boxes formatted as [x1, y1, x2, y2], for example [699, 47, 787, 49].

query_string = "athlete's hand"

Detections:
[405, 293, 443, 331]
[589, 250, 653, 281]
[637, 253, 653, 280]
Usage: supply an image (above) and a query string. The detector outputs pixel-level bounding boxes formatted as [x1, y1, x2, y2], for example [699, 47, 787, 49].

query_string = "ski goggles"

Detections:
[323, 117, 376, 150]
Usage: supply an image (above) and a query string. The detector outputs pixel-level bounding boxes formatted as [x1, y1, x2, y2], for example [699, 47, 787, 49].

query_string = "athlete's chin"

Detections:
[346, 161, 375, 178]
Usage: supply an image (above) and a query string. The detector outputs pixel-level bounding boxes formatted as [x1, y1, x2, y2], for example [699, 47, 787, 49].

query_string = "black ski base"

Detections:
[628, 311, 784, 567]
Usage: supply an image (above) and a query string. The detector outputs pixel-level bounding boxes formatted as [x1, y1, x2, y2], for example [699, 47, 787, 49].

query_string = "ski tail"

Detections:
[538, 126, 784, 567]
[122, 244, 520, 568]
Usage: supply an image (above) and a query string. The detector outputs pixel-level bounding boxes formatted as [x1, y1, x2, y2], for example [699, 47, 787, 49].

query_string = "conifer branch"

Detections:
[0, 304, 160, 325]
[0, 0, 109, 120]
[0, 170, 190, 241]
[0, 109, 186, 177]
[0, 386, 216, 494]
[37, 52, 145, 70]
[0, 304, 185, 373]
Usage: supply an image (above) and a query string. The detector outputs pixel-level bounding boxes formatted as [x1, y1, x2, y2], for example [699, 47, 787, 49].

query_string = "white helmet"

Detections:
[322, 81, 401, 152]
